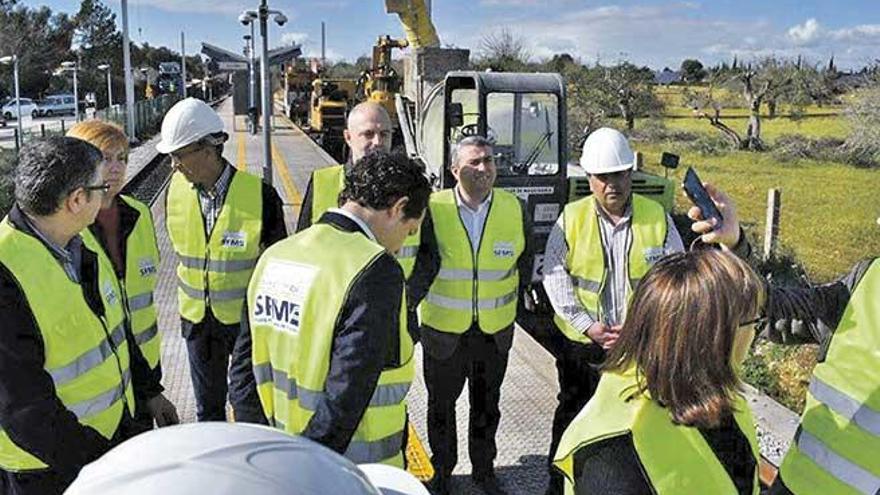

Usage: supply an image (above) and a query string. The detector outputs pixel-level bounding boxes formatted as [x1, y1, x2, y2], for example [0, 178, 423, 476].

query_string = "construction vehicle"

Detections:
[284, 61, 318, 126]
[357, 35, 409, 146]
[308, 77, 357, 162]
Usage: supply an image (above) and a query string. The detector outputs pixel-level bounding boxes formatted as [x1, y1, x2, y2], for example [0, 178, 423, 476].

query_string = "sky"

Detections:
[30, 0, 880, 70]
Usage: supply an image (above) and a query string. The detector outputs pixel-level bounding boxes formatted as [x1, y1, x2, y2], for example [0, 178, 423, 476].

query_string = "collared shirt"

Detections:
[197, 162, 234, 236]
[328, 207, 377, 243]
[454, 186, 493, 250]
[543, 200, 685, 330]
[20, 212, 83, 284]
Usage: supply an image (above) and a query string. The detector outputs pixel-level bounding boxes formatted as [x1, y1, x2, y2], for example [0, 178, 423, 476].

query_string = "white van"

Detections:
[36, 94, 76, 117]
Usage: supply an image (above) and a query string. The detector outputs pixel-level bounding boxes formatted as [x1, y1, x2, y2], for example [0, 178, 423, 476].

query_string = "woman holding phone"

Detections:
[553, 248, 764, 495]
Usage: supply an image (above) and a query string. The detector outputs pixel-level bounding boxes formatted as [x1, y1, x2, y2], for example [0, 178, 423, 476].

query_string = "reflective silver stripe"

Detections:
[397, 246, 418, 258]
[477, 291, 517, 310]
[797, 429, 880, 495]
[127, 292, 154, 312]
[810, 377, 880, 436]
[369, 382, 410, 407]
[177, 255, 257, 272]
[573, 276, 600, 293]
[437, 268, 515, 282]
[425, 292, 517, 311]
[206, 258, 258, 272]
[253, 363, 273, 385]
[210, 287, 248, 302]
[177, 255, 204, 269]
[177, 277, 245, 302]
[257, 367, 408, 409]
[47, 324, 127, 386]
[344, 430, 405, 464]
[177, 278, 205, 299]
[134, 324, 159, 346]
[67, 368, 131, 420]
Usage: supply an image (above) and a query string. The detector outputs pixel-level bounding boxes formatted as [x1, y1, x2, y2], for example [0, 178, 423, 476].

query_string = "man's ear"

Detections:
[343, 128, 352, 146]
[65, 188, 86, 215]
[390, 195, 410, 219]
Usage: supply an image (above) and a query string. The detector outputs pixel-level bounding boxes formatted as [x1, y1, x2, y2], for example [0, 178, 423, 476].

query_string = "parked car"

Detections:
[1, 98, 38, 120]
[35, 94, 76, 117]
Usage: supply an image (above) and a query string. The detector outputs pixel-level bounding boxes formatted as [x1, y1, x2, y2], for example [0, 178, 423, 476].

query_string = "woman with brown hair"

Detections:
[67, 120, 179, 431]
[553, 248, 764, 495]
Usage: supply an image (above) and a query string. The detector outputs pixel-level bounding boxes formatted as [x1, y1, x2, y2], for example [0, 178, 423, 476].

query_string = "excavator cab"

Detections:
[399, 71, 569, 283]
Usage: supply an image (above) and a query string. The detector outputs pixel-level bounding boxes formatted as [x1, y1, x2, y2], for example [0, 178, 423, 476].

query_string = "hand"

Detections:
[687, 183, 741, 249]
[146, 394, 179, 427]
[585, 322, 620, 350]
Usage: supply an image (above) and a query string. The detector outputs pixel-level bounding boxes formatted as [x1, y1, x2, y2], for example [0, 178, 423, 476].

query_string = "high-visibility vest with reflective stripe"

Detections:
[778, 259, 880, 495]
[166, 170, 263, 325]
[554, 194, 667, 343]
[310, 164, 420, 278]
[0, 219, 134, 472]
[419, 189, 524, 335]
[248, 223, 414, 466]
[553, 368, 759, 495]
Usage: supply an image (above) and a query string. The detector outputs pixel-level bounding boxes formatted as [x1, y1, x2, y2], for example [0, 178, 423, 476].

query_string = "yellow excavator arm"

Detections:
[384, 0, 440, 50]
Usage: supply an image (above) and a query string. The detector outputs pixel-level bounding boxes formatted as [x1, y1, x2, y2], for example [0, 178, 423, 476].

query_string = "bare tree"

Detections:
[476, 28, 531, 72]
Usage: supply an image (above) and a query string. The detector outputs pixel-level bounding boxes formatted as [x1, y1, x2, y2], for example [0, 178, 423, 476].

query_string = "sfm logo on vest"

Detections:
[253, 261, 317, 334]
[493, 241, 515, 258]
[221, 230, 248, 250]
[138, 257, 157, 277]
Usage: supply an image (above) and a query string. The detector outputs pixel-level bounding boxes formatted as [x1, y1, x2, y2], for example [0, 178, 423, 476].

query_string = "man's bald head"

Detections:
[345, 101, 393, 163]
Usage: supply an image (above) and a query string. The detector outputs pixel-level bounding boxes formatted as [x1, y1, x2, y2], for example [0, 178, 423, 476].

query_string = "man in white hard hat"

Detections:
[540, 127, 684, 495]
[157, 98, 287, 423]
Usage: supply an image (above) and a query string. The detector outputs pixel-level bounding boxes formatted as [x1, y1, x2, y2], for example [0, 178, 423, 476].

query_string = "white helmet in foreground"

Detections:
[579, 127, 635, 175]
[156, 97, 226, 154]
[65, 423, 426, 495]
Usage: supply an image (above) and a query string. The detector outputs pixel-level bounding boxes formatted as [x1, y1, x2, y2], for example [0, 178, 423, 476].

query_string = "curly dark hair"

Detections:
[339, 151, 430, 219]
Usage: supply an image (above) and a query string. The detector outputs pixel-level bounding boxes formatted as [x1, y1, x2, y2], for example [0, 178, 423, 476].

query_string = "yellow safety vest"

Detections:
[88, 195, 161, 370]
[778, 259, 880, 495]
[419, 188, 525, 335]
[554, 194, 667, 343]
[249, 223, 414, 466]
[0, 219, 134, 472]
[166, 170, 263, 325]
[310, 164, 420, 277]
[553, 367, 760, 495]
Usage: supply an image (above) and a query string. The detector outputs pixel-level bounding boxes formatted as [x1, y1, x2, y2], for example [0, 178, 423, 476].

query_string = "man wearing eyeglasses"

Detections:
[540, 127, 687, 495]
[0, 137, 154, 494]
[157, 98, 286, 424]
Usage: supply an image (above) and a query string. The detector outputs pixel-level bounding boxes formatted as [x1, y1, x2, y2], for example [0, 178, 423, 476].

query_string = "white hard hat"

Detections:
[359, 464, 431, 495]
[65, 423, 383, 495]
[155, 97, 225, 154]
[579, 127, 635, 175]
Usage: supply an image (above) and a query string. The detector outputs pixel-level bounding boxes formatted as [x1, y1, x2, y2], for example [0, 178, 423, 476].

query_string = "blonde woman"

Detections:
[67, 121, 178, 430]
[554, 249, 764, 494]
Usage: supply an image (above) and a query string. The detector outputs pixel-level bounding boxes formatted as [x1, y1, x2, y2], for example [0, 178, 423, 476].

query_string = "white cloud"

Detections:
[788, 18, 823, 46]
[829, 24, 880, 44]
[280, 32, 309, 46]
[135, 0, 251, 15]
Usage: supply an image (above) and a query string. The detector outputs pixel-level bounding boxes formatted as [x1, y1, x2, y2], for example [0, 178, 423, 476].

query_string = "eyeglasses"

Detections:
[83, 182, 111, 195]
[169, 144, 202, 163]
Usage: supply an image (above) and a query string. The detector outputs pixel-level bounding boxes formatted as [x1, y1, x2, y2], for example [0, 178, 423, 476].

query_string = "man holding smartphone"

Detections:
[541, 127, 684, 495]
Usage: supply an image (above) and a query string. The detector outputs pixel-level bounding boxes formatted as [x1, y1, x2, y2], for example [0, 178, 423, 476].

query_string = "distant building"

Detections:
[653, 68, 682, 85]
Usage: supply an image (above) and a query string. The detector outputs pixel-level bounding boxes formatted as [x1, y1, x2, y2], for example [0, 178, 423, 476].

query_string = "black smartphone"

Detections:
[682, 167, 723, 230]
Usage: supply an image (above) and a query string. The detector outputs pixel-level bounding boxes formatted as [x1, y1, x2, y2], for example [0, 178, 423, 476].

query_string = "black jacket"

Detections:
[0, 205, 147, 479]
[406, 193, 534, 359]
[230, 211, 406, 454]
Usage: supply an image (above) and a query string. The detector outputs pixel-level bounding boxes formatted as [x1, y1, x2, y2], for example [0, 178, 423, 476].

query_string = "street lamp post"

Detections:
[0, 55, 22, 140]
[59, 61, 80, 122]
[240, 1, 287, 187]
[98, 63, 113, 109]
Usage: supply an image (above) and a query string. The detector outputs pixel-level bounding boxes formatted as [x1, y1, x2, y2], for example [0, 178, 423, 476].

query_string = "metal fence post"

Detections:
[13, 128, 19, 152]
[60, 119, 66, 134]
[40, 124, 45, 137]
